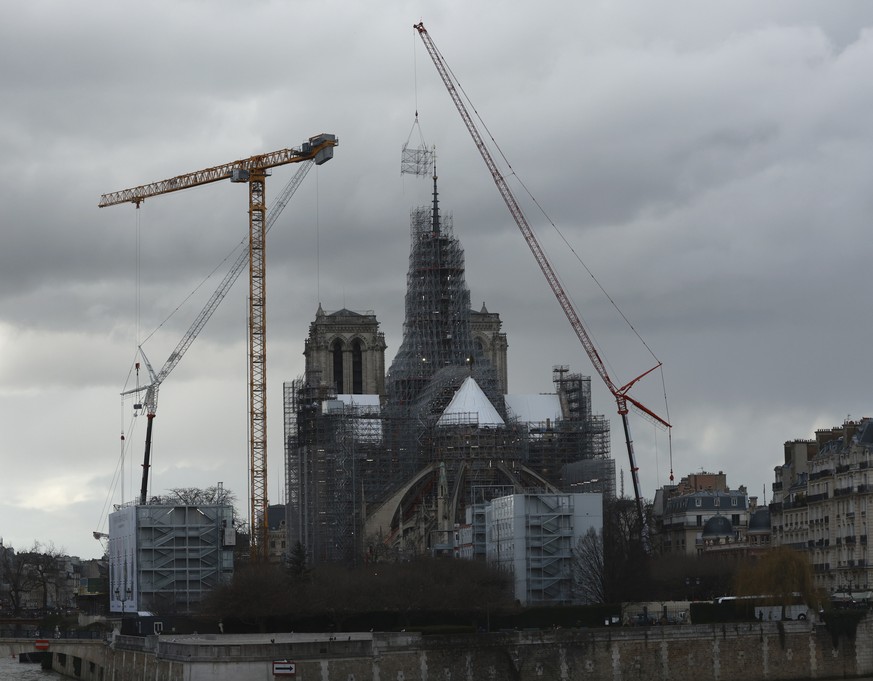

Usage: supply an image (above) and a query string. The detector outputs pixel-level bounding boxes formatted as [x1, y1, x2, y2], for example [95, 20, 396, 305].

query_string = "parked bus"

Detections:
[714, 595, 810, 621]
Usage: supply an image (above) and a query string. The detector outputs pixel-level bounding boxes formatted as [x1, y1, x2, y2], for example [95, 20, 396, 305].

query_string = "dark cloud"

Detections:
[1, 1, 872, 557]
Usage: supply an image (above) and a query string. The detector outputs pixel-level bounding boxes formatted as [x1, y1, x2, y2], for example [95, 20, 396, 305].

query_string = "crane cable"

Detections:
[136, 205, 142, 352]
[139, 242, 245, 347]
[97, 401, 139, 537]
[316, 165, 321, 304]
[402, 29, 432, 184]
[408, 23, 427, 144]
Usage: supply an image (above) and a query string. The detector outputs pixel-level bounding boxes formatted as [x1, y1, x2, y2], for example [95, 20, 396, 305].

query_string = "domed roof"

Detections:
[702, 515, 734, 539]
[748, 507, 771, 533]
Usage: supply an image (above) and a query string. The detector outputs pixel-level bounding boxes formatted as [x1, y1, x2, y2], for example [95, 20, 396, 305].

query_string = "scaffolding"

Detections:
[108, 502, 234, 615]
[284, 376, 387, 565]
[285, 364, 611, 565]
[385, 178, 503, 414]
[401, 143, 434, 177]
[284, 177, 613, 564]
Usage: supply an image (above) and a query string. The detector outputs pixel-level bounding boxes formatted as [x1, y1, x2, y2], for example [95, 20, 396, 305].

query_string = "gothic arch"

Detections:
[351, 338, 364, 394]
[473, 334, 489, 354]
[331, 338, 345, 393]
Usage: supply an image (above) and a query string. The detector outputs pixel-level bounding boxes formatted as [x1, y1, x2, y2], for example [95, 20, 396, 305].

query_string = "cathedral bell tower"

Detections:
[303, 305, 386, 396]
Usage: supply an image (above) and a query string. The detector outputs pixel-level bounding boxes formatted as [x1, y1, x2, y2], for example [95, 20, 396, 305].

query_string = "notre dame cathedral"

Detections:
[283, 174, 613, 565]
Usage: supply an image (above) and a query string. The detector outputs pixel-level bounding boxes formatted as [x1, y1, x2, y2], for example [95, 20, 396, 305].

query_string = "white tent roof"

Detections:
[504, 394, 563, 424]
[437, 376, 505, 427]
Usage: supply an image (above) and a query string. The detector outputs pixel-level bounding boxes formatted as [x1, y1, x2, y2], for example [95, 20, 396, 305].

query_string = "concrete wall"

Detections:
[4, 617, 873, 681]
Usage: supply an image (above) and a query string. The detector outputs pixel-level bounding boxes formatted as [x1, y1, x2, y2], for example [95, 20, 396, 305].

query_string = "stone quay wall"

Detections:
[4, 616, 872, 681]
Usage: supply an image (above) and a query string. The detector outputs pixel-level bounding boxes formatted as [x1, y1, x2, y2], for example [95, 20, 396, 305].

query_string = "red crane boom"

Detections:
[414, 22, 669, 543]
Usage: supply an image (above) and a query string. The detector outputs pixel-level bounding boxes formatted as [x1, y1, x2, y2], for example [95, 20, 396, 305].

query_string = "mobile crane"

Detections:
[413, 23, 668, 543]
[100, 133, 338, 560]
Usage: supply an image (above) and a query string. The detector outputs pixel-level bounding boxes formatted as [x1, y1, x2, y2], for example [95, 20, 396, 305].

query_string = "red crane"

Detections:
[414, 22, 669, 543]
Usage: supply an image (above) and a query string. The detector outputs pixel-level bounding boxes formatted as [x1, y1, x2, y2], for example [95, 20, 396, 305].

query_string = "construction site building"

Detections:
[486, 492, 603, 605]
[284, 173, 613, 565]
[108, 502, 234, 615]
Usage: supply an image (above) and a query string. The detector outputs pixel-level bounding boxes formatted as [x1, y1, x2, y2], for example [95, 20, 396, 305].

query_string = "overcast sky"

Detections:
[1, 1, 872, 559]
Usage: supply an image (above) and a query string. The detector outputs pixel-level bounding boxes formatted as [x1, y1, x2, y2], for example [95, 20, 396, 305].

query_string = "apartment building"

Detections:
[771, 418, 873, 599]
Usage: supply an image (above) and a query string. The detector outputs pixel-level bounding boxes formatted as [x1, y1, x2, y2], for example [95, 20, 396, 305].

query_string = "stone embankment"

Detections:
[3, 617, 872, 680]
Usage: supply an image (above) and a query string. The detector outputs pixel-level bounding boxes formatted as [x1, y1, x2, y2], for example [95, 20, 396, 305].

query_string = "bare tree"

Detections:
[203, 556, 512, 630]
[157, 485, 238, 507]
[26, 541, 64, 611]
[572, 528, 606, 604]
[202, 562, 293, 631]
[596, 496, 652, 602]
[0, 544, 37, 615]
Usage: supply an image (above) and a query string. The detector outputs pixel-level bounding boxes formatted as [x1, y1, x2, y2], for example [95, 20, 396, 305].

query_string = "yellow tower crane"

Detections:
[100, 133, 338, 561]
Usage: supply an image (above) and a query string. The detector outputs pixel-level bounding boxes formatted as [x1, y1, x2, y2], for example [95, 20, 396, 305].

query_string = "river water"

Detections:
[0, 656, 58, 680]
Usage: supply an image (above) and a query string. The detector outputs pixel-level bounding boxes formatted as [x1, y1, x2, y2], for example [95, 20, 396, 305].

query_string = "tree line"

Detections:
[572, 497, 822, 612]
[0, 540, 67, 615]
[202, 548, 515, 632]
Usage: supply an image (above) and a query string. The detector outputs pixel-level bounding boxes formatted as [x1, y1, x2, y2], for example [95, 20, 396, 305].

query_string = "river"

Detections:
[0, 656, 57, 680]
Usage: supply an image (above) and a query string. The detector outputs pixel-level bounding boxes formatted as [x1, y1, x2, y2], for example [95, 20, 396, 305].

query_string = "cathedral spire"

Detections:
[431, 161, 440, 234]
[385, 167, 504, 426]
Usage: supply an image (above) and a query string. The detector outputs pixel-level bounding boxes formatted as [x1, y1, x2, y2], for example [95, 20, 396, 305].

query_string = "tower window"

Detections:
[332, 339, 344, 393]
[352, 339, 364, 394]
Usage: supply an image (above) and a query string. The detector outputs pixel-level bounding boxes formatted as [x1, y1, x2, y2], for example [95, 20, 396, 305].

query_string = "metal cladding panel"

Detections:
[108, 505, 138, 613]
[314, 146, 334, 165]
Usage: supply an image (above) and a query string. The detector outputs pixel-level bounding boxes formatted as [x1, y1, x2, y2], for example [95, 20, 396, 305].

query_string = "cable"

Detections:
[661, 366, 675, 482]
[442, 40, 667, 416]
[136, 206, 141, 350]
[140, 240, 245, 347]
[316, 166, 321, 304]
[413, 24, 419, 118]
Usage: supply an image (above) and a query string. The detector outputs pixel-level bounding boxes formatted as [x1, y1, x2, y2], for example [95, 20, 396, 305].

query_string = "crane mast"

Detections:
[414, 22, 668, 542]
[102, 134, 338, 561]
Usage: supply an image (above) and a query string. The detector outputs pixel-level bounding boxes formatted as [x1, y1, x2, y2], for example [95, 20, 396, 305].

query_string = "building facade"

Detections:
[108, 502, 234, 614]
[485, 492, 603, 605]
[771, 418, 873, 599]
[303, 306, 386, 396]
[652, 475, 750, 556]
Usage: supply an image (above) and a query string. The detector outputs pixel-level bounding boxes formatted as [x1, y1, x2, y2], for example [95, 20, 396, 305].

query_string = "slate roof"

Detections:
[702, 515, 734, 538]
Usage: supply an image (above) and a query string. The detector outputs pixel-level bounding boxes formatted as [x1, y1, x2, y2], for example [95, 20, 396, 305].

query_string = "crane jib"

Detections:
[98, 135, 337, 208]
